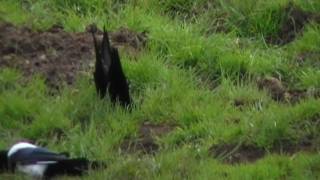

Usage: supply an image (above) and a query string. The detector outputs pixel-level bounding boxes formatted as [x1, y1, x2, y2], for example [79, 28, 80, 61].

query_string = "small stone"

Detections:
[39, 54, 46, 60]
[3, 55, 12, 60]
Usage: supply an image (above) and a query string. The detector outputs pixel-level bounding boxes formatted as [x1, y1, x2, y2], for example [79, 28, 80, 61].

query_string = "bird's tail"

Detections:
[0, 150, 9, 172]
[101, 25, 112, 74]
[44, 158, 106, 178]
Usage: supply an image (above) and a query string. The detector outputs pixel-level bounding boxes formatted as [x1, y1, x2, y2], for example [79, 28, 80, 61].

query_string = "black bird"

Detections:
[0, 142, 105, 179]
[91, 26, 111, 99]
[108, 46, 132, 106]
[91, 26, 132, 107]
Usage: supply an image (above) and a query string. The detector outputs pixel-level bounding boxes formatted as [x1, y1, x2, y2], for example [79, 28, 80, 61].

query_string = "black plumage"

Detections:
[92, 27, 112, 98]
[91, 27, 132, 107]
[108, 47, 132, 106]
[44, 158, 104, 178]
[0, 150, 9, 172]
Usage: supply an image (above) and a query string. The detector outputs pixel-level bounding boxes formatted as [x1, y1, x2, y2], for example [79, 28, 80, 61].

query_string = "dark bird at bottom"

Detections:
[0, 142, 106, 179]
[91, 27, 132, 107]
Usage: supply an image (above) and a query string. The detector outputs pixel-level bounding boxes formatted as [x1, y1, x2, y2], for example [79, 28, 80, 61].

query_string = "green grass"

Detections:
[0, 0, 319, 179]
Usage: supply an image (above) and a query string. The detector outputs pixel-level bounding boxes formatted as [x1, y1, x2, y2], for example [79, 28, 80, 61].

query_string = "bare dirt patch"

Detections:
[267, 2, 320, 45]
[286, 113, 320, 153]
[0, 22, 93, 89]
[257, 76, 287, 101]
[286, 89, 308, 103]
[209, 143, 265, 164]
[110, 27, 147, 51]
[120, 122, 176, 154]
[257, 76, 318, 103]
[271, 139, 315, 155]
[0, 22, 147, 89]
[209, 139, 317, 164]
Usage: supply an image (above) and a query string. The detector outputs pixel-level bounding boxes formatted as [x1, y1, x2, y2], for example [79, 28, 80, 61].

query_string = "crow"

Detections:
[91, 26, 132, 107]
[0, 142, 106, 179]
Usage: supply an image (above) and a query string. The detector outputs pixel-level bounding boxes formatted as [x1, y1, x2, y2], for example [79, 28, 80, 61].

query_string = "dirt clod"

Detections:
[257, 76, 319, 103]
[257, 77, 286, 101]
[120, 122, 176, 154]
[233, 99, 262, 110]
[286, 89, 307, 103]
[234, 99, 247, 107]
[110, 27, 148, 53]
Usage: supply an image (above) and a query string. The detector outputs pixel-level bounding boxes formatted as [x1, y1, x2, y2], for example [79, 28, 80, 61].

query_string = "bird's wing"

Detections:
[101, 27, 112, 76]
[109, 47, 132, 106]
[10, 147, 68, 165]
[91, 26, 111, 77]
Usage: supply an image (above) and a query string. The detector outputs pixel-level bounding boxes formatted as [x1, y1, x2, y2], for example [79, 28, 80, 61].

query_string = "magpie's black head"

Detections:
[0, 150, 9, 172]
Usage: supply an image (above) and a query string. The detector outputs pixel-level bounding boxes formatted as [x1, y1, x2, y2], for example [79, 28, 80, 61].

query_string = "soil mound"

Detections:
[267, 2, 320, 45]
[209, 143, 265, 164]
[120, 122, 176, 154]
[0, 23, 147, 89]
[0, 23, 93, 89]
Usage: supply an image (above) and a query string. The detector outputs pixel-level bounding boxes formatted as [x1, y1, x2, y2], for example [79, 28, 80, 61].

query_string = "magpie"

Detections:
[91, 26, 132, 107]
[0, 142, 105, 179]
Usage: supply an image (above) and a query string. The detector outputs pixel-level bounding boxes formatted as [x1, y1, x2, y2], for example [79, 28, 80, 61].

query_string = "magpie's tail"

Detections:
[44, 158, 106, 178]
[0, 150, 9, 172]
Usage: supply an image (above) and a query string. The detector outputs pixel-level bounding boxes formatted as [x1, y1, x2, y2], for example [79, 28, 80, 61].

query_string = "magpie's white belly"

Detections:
[17, 164, 48, 177]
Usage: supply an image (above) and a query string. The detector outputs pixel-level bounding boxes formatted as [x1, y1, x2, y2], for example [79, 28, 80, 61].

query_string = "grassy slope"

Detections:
[0, 0, 319, 179]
